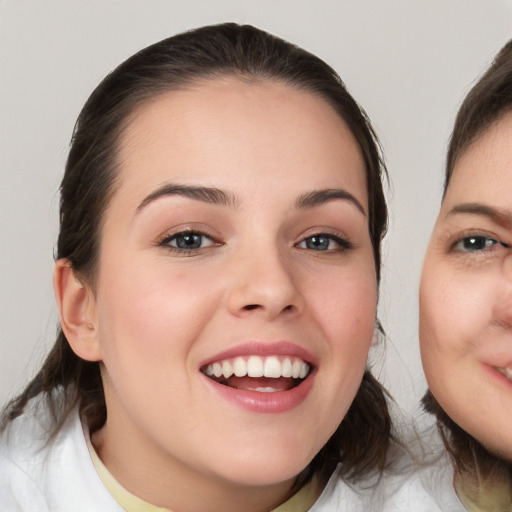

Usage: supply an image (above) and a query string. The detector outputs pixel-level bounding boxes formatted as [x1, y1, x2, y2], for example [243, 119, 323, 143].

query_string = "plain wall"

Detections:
[1, 0, 511, 415]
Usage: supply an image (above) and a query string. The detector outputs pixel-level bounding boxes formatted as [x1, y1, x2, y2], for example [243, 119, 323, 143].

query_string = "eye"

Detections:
[159, 230, 217, 253]
[453, 235, 504, 252]
[297, 233, 352, 252]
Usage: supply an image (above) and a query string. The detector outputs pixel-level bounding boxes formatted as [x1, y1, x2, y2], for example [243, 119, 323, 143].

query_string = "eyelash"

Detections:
[295, 232, 353, 253]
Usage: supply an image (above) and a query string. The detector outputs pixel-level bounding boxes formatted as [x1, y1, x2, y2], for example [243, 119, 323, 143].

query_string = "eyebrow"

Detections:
[447, 202, 512, 228]
[136, 183, 366, 216]
[295, 188, 366, 216]
[137, 183, 239, 211]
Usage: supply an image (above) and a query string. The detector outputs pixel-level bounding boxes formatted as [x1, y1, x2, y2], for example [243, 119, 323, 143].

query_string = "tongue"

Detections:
[227, 376, 296, 391]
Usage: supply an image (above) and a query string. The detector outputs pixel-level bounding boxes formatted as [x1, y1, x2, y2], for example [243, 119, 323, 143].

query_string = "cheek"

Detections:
[419, 260, 506, 410]
[421, 269, 496, 357]
[313, 269, 377, 357]
[94, 261, 221, 373]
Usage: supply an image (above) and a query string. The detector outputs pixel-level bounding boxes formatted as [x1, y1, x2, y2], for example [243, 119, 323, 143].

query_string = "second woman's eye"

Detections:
[298, 233, 352, 252]
[453, 235, 499, 252]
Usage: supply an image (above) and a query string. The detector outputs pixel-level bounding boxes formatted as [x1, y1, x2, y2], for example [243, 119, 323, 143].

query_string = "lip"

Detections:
[483, 363, 512, 388]
[199, 341, 317, 413]
[200, 368, 316, 413]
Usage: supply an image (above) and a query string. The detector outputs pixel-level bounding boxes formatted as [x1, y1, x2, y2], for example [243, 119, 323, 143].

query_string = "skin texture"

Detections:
[55, 77, 377, 511]
[421, 111, 512, 462]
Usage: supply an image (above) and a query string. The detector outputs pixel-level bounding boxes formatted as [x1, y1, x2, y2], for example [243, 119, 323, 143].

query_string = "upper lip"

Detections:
[199, 341, 316, 369]
[484, 355, 512, 369]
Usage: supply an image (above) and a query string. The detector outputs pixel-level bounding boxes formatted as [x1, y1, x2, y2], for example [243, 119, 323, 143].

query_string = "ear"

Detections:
[54, 259, 102, 362]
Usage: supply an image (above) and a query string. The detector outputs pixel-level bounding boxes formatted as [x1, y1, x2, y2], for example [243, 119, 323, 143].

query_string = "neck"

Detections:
[91, 421, 298, 512]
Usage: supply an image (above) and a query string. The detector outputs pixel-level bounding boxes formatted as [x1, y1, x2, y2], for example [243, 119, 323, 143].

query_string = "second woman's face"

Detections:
[421, 112, 512, 459]
[88, 78, 377, 500]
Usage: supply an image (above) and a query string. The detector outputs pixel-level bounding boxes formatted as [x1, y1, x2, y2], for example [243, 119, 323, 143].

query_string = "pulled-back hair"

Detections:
[444, 40, 512, 196]
[424, 38, 512, 490]
[2, 23, 392, 484]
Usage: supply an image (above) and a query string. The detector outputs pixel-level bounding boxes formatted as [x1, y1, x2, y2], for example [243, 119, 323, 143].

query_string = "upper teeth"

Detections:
[203, 355, 310, 380]
[495, 366, 512, 380]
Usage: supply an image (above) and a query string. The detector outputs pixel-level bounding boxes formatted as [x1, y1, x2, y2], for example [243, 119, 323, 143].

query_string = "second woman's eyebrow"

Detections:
[447, 202, 512, 228]
[136, 184, 240, 212]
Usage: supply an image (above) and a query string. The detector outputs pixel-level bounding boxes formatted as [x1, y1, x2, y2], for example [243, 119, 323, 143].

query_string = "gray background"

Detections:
[1, 0, 511, 416]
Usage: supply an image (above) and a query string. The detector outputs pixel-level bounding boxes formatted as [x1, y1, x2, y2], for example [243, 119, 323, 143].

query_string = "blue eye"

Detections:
[298, 233, 351, 252]
[159, 231, 216, 252]
[454, 236, 500, 252]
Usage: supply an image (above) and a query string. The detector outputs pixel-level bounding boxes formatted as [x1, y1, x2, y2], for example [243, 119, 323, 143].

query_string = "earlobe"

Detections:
[53, 259, 102, 362]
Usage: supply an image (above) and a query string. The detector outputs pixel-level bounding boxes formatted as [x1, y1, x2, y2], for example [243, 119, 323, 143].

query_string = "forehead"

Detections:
[444, 112, 512, 206]
[115, 77, 367, 205]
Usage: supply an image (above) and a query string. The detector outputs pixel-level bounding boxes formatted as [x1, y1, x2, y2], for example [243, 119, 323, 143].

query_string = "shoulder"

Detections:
[310, 434, 465, 512]
[0, 396, 58, 511]
[0, 394, 123, 512]
[395, 420, 467, 512]
[311, 466, 461, 512]
[376, 469, 461, 511]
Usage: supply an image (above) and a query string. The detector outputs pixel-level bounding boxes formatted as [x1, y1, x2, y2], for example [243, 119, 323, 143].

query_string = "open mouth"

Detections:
[495, 366, 512, 381]
[201, 355, 312, 392]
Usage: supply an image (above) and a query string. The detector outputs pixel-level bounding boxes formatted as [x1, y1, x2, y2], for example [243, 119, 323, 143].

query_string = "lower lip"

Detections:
[201, 372, 315, 413]
[483, 363, 512, 389]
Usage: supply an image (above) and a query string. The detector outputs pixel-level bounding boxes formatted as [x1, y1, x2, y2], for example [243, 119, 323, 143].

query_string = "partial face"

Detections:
[89, 78, 376, 501]
[421, 112, 512, 460]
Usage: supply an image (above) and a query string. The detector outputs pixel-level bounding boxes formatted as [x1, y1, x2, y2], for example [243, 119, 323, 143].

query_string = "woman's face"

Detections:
[421, 112, 512, 460]
[86, 78, 377, 503]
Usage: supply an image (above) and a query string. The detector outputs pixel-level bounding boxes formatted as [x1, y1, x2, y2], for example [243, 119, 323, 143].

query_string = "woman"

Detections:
[421, 40, 512, 511]
[1, 23, 436, 511]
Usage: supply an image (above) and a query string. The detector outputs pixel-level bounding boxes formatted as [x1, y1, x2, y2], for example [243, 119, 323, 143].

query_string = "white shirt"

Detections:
[0, 396, 447, 511]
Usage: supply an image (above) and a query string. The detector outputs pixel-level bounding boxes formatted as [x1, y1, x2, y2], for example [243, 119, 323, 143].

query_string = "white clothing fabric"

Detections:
[0, 398, 123, 512]
[414, 426, 469, 512]
[0, 396, 445, 511]
[418, 458, 467, 512]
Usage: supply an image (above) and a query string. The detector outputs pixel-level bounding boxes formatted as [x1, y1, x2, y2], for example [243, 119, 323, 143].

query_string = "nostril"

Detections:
[243, 304, 294, 312]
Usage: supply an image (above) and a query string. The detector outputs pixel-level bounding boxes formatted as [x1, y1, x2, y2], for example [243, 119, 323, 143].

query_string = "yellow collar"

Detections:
[455, 469, 512, 512]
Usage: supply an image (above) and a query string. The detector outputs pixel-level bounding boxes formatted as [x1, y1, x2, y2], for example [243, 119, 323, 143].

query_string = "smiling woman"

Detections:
[0, 23, 435, 511]
[421, 40, 512, 510]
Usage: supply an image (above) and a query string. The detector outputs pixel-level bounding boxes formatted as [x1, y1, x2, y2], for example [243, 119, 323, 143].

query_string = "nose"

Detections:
[492, 291, 512, 329]
[225, 244, 304, 320]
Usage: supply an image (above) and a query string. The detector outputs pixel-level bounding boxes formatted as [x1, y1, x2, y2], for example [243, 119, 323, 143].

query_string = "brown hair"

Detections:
[444, 40, 512, 196]
[2, 23, 392, 485]
[423, 38, 512, 488]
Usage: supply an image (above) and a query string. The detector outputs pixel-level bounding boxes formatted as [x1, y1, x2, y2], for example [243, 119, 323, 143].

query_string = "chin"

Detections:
[214, 453, 313, 488]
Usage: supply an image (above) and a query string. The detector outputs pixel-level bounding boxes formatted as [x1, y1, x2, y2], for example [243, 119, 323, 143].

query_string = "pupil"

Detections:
[464, 237, 487, 250]
[177, 234, 201, 249]
[307, 235, 329, 250]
